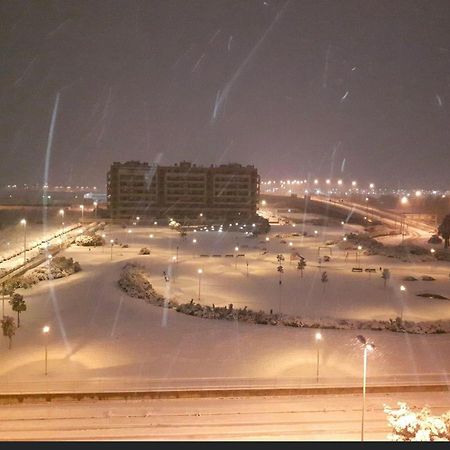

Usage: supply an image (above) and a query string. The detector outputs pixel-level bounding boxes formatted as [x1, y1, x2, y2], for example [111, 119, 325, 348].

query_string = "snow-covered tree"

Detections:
[277, 264, 284, 285]
[9, 293, 26, 328]
[1, 316, 16, 349]
[321, 271, 328, 292]
[384, 402, 449, 441]
[297, 259, 306, 278]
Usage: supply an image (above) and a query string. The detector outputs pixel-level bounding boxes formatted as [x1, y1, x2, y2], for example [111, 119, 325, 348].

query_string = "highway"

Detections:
[0, 391, 449, 440]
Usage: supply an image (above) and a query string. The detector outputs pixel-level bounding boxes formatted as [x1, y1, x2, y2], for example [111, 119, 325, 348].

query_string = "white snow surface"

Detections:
[0, 220, 449, 393]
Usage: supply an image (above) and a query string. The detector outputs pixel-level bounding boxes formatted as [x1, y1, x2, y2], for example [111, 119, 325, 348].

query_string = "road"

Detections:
[311, 195, 435, 237]
[0, 391, 449, 440]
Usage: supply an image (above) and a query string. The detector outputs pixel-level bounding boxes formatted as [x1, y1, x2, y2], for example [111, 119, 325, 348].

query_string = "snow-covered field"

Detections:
[0, 218, 449, 393]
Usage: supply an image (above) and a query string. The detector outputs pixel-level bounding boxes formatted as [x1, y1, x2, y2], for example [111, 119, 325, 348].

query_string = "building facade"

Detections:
[107, 161, 260, 220]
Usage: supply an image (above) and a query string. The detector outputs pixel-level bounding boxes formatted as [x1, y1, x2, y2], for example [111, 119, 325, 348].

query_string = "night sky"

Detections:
[1, 0, 450, 189]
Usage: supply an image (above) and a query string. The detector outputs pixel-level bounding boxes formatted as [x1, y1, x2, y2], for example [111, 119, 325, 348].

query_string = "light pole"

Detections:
[80, 204, 84, 221]
[356, 245, 362, 266]
[356, 335, 375, 442]
[176, 245, 179, 263]
[110, 239, 114, 261]
[197, 268, 203, 301]
[93, 201, 98, 219]
[20, 219, 27, 264]
[400, 285, 406, 320]
[192, 238, 197, 258]
[234, 246, 239, 269]
[315, 331, 322, 383]
[59, 209, 65, 234]
[101, 234, 106, 253]
[43, 325, 50, 375]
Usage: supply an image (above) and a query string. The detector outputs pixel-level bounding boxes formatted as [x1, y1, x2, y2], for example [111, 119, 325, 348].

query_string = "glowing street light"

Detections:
[20, 219, 27, 264]
[234, 246, 239, 269]
[369, 183, 374, 189]
[315, 332, 322, 383]
[261, 200, 267, 206]
[356, 335, 375, 442]
[197, 268, 203, 301]
[352, 181, 357, 187]
[80, 204, 84, 220]
[400, 285, 406, 320]
[42, 325, 50, 375]
[400, 196, 408, 205]
[356, 245, 362, 265]
[59, 209, 65, 233]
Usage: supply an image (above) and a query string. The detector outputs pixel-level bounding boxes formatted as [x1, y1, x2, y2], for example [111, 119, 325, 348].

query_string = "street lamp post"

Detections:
[110, 239, 114, 261]
[59, 209, 65, 234]
[192, 238, 197, 258]
[80, 204, 84, 221]
[93, 201, 98, 219]
[234, 246, 239, 269]
[356, 245, 362, 266]
[176, 245, 179, 263]
[356, 335, 375, 442]
[20, 219, 27, 265]
[315, 332, 322, 383]
[43, 325, 50, 375]
[400, 285, 406, 320]
[197, 268, 203, 301]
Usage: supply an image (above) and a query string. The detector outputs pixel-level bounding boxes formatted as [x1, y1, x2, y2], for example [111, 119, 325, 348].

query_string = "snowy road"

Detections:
[0, 391, 449, 440]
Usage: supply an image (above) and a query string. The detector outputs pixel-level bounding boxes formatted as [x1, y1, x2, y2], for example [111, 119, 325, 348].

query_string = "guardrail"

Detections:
[0, 382, 448, 404]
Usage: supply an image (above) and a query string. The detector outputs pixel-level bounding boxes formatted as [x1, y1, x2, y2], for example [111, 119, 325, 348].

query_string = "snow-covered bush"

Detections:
[75, 233, 105, 246]
[117, 265, 450, 334]
[6, 256, 81, 289]
[384, 402, 449, 441]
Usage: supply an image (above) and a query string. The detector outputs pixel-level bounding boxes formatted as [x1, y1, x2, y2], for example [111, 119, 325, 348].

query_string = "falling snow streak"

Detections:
[191, 53, 206, 72]
[215, 139, 233, 165]
[340, 90, 349, 102]
[13, 56, 39, 87]
[436, 94, 443, 107]
[227, 35, 233, 52]
[210, 0, 292, 123]
[45, 18, 72, 39]
[43, 92, 60, 194]
[209, 28, 221, 44]
[341, 158, 346, 173]
[211, 89, 222, 123]
[171, 44, 194, 70]
[96, 86, 113, 144]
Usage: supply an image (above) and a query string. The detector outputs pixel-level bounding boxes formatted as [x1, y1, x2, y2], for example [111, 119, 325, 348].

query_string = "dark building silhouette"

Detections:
[107, 161, 260, 220]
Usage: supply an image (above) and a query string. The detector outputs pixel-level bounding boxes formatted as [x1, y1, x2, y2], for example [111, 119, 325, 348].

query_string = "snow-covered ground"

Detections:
[1, 392, 449, 441]
[0, 219, 449, 393]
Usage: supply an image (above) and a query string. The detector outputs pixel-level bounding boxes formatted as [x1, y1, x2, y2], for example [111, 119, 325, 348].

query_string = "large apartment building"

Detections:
[107, 161, 260, 220]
